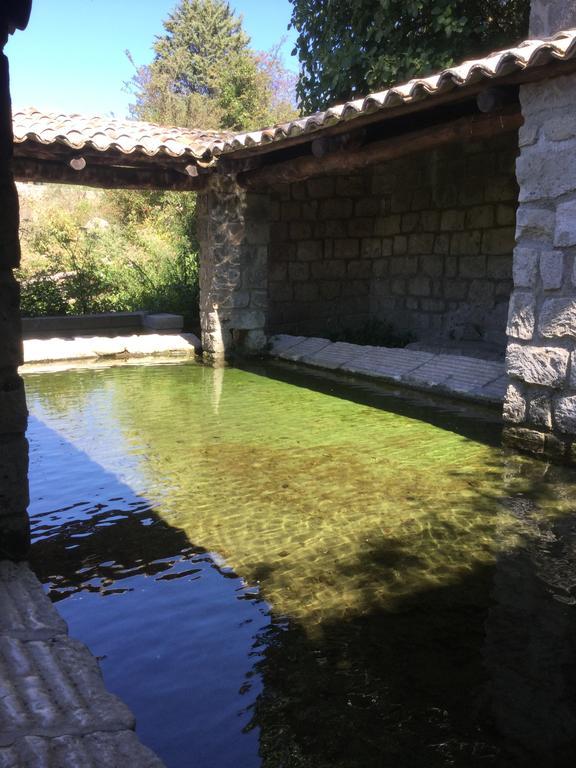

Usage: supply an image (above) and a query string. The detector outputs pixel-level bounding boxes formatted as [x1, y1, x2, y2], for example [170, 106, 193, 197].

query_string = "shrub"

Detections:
[17, 185, 200, 328]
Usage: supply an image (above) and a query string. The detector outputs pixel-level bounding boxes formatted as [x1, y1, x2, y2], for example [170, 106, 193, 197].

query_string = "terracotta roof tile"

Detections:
[212, 28, 576, 155]
[12, 28, 576, 165]
[12, 109, 224, 160]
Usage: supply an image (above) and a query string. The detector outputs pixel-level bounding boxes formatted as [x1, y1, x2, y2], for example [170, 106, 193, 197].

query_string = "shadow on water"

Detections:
[246, 460, 576, 768]
[27, 416, 267, 768]
[236, 358, 504, 449]
[24, 362, 576, 768]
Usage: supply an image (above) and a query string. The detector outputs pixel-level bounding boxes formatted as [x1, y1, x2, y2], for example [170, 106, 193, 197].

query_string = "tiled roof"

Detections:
[213, 28, 576, 155]
[12, 28, 576, 165]
[13, 109, 225, 161]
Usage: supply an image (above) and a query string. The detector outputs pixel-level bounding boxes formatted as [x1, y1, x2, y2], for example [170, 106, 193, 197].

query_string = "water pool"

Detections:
[25, 360, 576, 767]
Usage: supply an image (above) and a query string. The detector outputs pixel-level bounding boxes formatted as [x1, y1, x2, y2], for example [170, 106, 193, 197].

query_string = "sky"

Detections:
[6, 0, 299, 118]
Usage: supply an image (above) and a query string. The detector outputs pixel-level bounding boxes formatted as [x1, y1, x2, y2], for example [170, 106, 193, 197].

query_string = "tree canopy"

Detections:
[289, 0, 530, 113]
[129, 0, 296, 131]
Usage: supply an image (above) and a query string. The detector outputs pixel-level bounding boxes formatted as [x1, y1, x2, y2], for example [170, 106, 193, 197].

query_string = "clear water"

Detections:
[24, 360, 576, 768]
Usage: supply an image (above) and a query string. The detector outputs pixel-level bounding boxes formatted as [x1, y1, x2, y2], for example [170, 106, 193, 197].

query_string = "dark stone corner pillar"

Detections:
[0, 2, 32, 560]
[197, 174, 270, 360]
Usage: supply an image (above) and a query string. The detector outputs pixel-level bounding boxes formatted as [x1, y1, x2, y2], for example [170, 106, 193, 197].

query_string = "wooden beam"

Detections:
[13, 141, 209, 172]
[221, 58, 576, 164]
[476, 86, 516, 113]
[238, 109, 522, 190]
[13, 157, 207, 190]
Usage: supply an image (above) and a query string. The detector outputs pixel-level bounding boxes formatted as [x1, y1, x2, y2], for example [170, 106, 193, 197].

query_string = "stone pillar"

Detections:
[529, 1, 576, 39]
[197, 174, 269, 359]
[0, 4, 31, 559]
[503, 1, 576, 462]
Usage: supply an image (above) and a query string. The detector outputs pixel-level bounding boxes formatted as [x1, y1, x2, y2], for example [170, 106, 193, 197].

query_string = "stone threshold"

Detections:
[268, 335, 508, 406]
[0, 561, 164, 767]
[23, 333, 200, 365]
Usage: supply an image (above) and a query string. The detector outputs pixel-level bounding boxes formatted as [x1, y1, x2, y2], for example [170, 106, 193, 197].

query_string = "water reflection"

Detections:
[24, 361, 576, 767]
[27, 416, 265, 768]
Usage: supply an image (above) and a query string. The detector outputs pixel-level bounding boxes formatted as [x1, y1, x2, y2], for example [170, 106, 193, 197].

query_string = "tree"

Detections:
[118, 0, 298, 326]
[129, 0, 297, 131]
[289, 0, 530, 113]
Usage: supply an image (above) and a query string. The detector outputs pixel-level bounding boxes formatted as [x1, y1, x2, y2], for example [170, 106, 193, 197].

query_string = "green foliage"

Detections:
[17, 186, 199, 327]
[20, 4, 299, 327]
[289, 0, 530, 112]
[129, 0, 297, 130]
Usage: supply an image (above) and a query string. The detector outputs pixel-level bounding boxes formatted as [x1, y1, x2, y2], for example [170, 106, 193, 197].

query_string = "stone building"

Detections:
[3, 1, 576, 563]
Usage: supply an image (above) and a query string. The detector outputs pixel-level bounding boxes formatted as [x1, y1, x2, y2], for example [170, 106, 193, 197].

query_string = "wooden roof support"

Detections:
[237, 110, 523, 190]
[12, 157, 207, 191]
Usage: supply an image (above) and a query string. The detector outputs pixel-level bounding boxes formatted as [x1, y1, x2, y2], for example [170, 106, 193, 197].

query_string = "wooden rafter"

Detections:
[238, 109, 523, 190]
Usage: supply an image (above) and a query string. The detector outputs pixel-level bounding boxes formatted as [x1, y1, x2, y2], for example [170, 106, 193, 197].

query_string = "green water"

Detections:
[25, 360, 576, 767]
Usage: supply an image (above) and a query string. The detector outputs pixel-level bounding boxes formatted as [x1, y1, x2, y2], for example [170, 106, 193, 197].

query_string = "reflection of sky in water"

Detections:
[27, 407, 267, 768]
[24, 361, 576, 768]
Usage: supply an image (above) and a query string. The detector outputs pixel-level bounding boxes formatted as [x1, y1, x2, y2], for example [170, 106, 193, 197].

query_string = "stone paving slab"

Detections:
[267, 334, 307, 356]
[269, 335, 507, 406]
[0, 563, 67, 640]
[0, 731, 163, 768]
[300, 341, 361, 369]
[0, 562, 164, 766]
[24, 333, 199, 364]
[0, 635, 135, 743]
[279, 336, 333, 362]
[343, 348, 435, 379]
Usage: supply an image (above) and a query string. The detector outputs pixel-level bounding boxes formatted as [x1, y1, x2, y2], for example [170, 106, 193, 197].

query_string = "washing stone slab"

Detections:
[277, 337, 332, 362]
[0, 635, 136, 744]
[269, 335, 506, 405]
[0, 561, 165, 766]
[303, 342, 363, 370]
[0, 563, 67, 640]
[267, 334, 307, 356]
[342, 348, 434, 380]
[0, 731, 164, 768]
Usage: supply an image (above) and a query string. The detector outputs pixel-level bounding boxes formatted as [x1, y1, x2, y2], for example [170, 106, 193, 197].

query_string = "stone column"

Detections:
[0, 5, 31, 559]
[197, 174, 269, 359]
[503, 1, 576, 463]
[529, 1, 576, 38]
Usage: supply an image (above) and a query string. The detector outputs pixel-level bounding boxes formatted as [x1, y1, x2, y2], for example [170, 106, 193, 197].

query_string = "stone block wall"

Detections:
[503, 74, 576, 462]
[198, 174, 269, 358]
[0, 32, 29, 559]
[268, 134, 518, 344]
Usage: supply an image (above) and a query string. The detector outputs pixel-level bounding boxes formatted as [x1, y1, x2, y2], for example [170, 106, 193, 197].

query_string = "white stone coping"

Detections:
[22, 333, 200, 365]
[268, 334, 507, 406]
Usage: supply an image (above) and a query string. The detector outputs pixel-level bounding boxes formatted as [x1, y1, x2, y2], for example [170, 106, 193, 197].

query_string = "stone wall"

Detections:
[502, 0, 576, 463]
[198, 174, 269, 358]
[0, 21, 29, 559]
[268, 134, 518, 346]
[503, 74, 576, 462]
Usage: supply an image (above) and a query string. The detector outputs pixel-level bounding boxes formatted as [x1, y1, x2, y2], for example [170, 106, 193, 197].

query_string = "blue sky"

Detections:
[6, 0, 298, 118]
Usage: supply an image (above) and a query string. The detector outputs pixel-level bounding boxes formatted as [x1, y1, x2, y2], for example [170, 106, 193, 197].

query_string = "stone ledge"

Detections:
[0, 730, 164, 767]
[0, 635, 135, 743]
[0, 562, 165, 766]
[23, 334, 199, 365]
[0, 562, 66, 640]
[269, 335, 507, 406]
